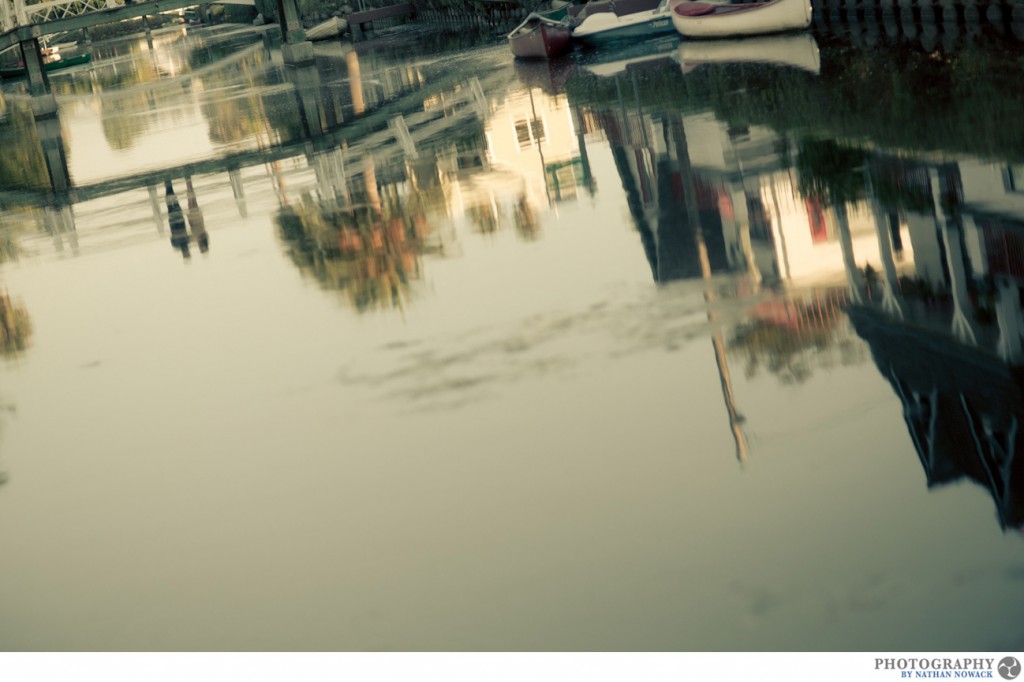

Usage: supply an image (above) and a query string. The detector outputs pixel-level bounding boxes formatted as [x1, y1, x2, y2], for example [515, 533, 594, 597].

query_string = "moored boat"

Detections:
[571, 0, 676, 45]
[0, 52, 92, 79]
[508, 13, 573, 59]
[669, 0, 811, 38]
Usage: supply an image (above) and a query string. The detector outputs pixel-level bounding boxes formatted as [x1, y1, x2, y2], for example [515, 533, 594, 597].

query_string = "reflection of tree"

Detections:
[0, 291, 31, 355]
[729, 294, 862, 383]
[276, 193, 426, 312]
[513, 194, 539, 240]
[567, 38, 1024, 163]
[0, 106, 50, 190]
[466, 202, 498, 234]
[199, 56, 274, 144]
[795, 138, 867, 208]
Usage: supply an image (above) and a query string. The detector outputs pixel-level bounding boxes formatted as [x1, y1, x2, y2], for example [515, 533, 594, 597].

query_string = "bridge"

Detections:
[1, 0, 253, 32]
[2, 0, 312, 118]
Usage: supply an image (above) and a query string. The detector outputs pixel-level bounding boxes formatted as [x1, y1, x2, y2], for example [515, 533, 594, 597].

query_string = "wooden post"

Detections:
[20, 37, 50, 97]
[276, 0, 314, 64]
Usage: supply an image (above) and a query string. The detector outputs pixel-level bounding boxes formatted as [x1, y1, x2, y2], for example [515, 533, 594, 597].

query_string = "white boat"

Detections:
[305, 16, 348, 41]
[572, 0, 677, 45]
[677, 33, 820, 73]
[669, 0, 812, 38]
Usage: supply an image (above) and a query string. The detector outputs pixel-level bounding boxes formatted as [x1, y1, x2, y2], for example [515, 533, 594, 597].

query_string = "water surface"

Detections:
[1, 15, 1023, 651]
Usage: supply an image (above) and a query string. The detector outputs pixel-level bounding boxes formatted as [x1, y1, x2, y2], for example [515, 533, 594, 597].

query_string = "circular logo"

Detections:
[999, 657, 1021, 681]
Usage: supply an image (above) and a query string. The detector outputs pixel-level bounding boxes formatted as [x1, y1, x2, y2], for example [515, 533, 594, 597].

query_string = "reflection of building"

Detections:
[834, 159, 1024, 533]
[853, 308, 1024, 532]
[443, 85, 590, 237]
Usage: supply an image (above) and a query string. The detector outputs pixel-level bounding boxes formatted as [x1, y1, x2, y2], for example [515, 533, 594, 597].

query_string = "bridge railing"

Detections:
[2, 0, 123, 31]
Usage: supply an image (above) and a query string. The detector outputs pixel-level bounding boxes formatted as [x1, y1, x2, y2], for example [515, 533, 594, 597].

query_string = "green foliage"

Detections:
[795, 138, 868, 207]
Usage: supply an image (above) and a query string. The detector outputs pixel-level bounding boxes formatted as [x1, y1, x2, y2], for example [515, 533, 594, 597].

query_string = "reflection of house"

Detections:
[852, 307, 1024, 532]
[843, 160, 1024, 533]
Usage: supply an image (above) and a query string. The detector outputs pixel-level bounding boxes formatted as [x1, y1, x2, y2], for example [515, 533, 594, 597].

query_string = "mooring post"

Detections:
[19, 37, 58, 118]
[276, 0, 314, 65]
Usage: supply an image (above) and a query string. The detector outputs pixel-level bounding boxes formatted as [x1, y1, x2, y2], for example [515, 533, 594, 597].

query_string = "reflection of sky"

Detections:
[64, 102, 214, 185]
[1, 29, 1023, 652]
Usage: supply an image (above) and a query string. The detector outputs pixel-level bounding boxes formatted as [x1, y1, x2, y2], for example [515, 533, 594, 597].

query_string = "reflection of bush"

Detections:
[0, 292, 32, 355]
[0, 107, 50, 191]
[730, 297, 860, 383]
[277, 196, 424, 312]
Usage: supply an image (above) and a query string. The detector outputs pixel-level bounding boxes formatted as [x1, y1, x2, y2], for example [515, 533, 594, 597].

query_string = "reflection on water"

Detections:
[1, 16, 1023, 650]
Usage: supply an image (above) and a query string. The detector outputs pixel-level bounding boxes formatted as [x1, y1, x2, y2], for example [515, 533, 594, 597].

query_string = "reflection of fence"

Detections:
[812, 0, 1024, 48]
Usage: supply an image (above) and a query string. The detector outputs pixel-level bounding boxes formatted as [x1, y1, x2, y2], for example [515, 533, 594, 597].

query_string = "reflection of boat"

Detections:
[508, 14, 573, 59]
[677, 33, 820, 73]
[306, 16, 349, 41]
[669, 0, 812, 38]
[581, 35, 679, 76]
[0, 53, 92, 79]
[571, 0, 676, 45]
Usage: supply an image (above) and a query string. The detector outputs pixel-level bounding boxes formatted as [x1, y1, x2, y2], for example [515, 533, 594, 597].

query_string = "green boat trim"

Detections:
[0, 52, 92, 79]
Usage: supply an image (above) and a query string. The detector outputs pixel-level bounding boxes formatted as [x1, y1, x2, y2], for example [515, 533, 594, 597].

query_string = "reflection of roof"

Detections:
[850, 306, 1024, 532]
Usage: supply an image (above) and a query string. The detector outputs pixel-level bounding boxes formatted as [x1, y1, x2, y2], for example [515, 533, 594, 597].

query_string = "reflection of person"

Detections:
[185, 176, 209, 253]
[165, 180, 190, 260]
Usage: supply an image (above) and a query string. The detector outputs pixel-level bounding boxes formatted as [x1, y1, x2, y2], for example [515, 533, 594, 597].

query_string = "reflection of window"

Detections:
[515, 117, 545, 149]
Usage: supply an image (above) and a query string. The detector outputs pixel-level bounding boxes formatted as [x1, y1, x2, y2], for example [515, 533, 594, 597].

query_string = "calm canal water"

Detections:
[1, 14, 1023, 651]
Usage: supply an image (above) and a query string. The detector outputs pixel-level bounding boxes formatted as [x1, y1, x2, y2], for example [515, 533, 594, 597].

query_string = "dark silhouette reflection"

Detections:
[185, 177, 209, 254]
[165, 180, 191, 260]
[854, 304, 1024, 532]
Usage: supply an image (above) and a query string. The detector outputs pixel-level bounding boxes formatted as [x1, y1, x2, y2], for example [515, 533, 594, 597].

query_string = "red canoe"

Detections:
[508, 14, 573, 59]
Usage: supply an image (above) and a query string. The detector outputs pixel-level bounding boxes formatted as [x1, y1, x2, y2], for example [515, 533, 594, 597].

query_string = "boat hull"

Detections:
[669, 0, 812, 38]
[571, 7, 677, 45]
[509, 17, 573, 59]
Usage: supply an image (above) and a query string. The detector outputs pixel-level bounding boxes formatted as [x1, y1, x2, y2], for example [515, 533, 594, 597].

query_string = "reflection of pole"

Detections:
[229, 167, 248, 218]
[148, 184, 165, 234]
[729, 182, 761, 288]
[994, 272, 1024, 363]
[834, 203, 864, 304]
[869, 191, 903, 318]
[670, 115, 747, 464]
[45, 203, 78, 254]
[768, 178, 792, 282]
[527, 87, 552, 207]
[696, 222, 748, 464]
[571, 104, 594, 196]
[930, 168, 977, 345]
